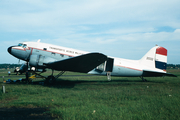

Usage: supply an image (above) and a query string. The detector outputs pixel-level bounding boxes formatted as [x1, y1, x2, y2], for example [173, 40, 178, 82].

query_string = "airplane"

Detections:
[7, 40, 176, 83]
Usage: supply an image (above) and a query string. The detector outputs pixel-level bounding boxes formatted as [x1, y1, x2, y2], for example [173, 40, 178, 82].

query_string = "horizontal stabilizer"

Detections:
[45, 53, 107, 73]
[142, 70, 177, 77]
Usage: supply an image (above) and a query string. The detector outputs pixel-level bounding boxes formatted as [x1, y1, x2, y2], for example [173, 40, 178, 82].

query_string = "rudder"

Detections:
[155, 47, 167, 71]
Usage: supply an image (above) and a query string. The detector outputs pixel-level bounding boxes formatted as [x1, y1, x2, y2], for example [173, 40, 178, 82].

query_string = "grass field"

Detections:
[0, 69, 180, 120]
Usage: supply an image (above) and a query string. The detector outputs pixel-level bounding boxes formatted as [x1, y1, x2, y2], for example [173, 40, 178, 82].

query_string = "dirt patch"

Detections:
[0, 107, 57, 120]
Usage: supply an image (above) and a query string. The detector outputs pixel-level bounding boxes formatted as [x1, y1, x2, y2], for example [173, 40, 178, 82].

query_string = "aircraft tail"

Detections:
[140, 46, 167, 71]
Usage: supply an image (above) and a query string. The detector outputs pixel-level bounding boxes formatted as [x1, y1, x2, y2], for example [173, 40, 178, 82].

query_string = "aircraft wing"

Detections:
[45, 53, 107, 73]
[142, 70, 177, 77]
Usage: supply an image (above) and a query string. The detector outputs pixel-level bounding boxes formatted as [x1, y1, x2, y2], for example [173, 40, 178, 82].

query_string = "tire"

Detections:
[46, 75, 56, 84]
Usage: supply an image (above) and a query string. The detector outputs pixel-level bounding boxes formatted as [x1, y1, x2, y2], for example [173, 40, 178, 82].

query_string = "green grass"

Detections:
[0, 69, 180, 119]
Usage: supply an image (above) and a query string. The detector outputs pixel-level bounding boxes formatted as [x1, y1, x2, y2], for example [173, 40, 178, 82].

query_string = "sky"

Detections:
[0, 0, 180, 64]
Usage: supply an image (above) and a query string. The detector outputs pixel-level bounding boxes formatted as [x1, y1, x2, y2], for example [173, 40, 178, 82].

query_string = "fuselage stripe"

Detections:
[115, 64, 142, 71]
[28, 47, 76, 57]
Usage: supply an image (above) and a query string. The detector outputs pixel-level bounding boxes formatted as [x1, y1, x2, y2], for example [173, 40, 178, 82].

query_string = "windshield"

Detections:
[18, 43, 27, 48]
[18, 43, 23, 47]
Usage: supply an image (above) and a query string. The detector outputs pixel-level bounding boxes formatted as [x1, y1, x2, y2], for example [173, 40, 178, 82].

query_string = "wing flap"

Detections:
[45, 53, 107, 73]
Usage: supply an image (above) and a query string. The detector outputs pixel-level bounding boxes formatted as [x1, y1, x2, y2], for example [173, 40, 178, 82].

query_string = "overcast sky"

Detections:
[0, 0, 180, 64]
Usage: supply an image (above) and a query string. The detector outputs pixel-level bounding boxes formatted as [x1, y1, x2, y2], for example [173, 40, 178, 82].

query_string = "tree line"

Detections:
[167, 64, 180, 69]
[0, 64, 22, 69]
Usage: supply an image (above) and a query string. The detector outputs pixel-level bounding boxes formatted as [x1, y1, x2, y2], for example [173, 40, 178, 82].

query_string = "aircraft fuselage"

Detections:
[8, 41, 169, 79]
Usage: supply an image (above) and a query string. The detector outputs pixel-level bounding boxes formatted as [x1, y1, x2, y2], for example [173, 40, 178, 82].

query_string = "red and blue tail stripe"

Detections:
[155, 47, 167, 71]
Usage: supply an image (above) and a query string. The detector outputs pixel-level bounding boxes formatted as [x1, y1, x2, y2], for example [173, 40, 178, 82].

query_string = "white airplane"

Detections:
[8, 40, 176, 83]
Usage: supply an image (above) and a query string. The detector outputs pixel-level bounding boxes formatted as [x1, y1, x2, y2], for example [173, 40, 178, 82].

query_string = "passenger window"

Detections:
[51, 52, 56, 55]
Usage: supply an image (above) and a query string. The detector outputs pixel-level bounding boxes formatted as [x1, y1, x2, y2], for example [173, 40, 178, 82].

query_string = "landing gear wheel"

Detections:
[46, 75, 56, 84]
[140, 76, 147, 82]
[144, 79, 147, 82]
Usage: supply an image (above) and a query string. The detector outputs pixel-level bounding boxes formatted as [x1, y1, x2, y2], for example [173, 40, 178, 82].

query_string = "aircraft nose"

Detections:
[7, 46, 12, 54]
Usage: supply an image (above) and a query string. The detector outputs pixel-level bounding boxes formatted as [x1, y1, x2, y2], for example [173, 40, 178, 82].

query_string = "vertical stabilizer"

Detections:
[140, 46, 167, 71]
[155, 47, 167, 71]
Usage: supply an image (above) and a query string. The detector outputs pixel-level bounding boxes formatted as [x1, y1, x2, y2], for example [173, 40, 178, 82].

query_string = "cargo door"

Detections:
[105, 57, 114, 72]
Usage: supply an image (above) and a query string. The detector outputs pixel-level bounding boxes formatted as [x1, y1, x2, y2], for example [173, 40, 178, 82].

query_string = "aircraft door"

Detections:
[105, 57, 114, 72]
[96, 57, 114, 72]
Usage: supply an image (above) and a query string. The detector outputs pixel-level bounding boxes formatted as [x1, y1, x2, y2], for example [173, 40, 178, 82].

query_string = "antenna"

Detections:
[37, 39, 41, 42]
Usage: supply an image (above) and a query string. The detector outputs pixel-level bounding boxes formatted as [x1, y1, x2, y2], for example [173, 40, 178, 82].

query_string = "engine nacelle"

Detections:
[14, 63, 28, 74]
[19, 63, 28, 72]
[29, 55, 57, 69]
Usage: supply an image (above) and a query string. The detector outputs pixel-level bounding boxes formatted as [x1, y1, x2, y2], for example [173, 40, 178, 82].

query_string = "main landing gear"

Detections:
[29, 70, 65, 84]
[45, 71, 65, 84]
[140, 76, 147, 82]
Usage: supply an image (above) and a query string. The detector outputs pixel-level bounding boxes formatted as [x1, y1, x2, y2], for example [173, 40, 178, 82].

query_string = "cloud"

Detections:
[1, 0, 180, 32]
[93, 38, 117, 44]
[174, 29, 180, 33]
[0, 0, 180, 63]
[116, 30, 180, 42]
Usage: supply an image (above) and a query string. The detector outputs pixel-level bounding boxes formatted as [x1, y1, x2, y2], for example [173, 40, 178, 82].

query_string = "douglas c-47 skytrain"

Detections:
[8, 40, 176, 83]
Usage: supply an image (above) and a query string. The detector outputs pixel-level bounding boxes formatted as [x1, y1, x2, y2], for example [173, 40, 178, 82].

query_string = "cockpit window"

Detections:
[18, 43, 27, 48]
[23, 44, 27, 48]
[18, 43, 23, 47]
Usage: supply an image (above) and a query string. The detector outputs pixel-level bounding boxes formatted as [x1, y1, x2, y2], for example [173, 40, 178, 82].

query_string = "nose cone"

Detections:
[7, 46, 30, 61]
[7, 46, 12, 54]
